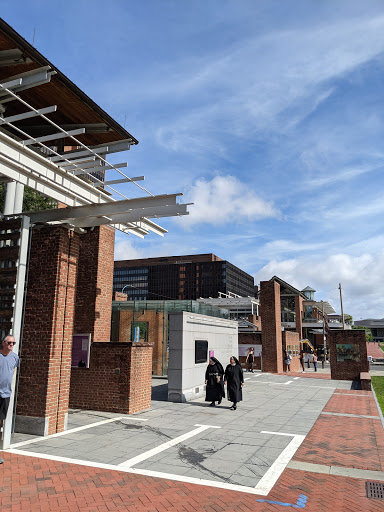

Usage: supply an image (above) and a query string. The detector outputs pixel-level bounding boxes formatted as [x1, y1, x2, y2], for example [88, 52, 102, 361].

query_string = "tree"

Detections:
[0, 184, 57, 213]
[352, 325, 373, 342]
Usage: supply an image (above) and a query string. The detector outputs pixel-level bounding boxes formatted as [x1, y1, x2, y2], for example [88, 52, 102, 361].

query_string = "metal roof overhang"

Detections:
[0, 18, 138, 147]
[0, 18, 191, 235]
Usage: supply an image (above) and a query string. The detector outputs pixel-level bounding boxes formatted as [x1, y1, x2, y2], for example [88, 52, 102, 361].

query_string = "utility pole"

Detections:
[322, 300, 326, 369]
[339, 283, 345, 330]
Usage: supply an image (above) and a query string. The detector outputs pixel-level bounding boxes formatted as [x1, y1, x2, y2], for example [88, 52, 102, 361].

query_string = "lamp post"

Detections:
[121, 285, 135, 341]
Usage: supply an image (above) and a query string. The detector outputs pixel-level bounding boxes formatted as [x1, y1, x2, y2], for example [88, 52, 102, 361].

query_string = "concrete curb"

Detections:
[371, 381, 384, 430]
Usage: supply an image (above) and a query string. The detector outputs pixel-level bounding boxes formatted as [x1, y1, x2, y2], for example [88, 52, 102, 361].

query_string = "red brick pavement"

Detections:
[323, 392, 379, 416]
[1, 388, 383, 511]
[277, 371, 331, 379]
[367, 342, 384, 359]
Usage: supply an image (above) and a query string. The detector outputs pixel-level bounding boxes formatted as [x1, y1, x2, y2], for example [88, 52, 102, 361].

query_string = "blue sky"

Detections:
[2, 0, 384, 320]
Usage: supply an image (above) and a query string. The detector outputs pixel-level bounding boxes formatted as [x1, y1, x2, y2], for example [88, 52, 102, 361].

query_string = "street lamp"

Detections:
[121, 284, 135, 341]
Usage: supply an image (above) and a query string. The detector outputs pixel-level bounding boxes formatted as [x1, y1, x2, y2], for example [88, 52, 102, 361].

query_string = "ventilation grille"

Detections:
[366, 482, 384, 499]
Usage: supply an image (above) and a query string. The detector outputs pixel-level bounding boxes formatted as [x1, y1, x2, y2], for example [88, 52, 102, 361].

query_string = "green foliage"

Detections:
[352, 325, 373, 342]
[372, 376, 384, 416]
[22, 187, 57, 212]
[0, 183, 57, 213]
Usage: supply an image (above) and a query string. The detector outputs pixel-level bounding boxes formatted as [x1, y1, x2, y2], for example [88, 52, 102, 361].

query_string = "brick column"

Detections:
[69, 342, 153, 414]
[329, 330, 368, 381]
[74, 225, 115, 341]
[295, 295, 303, 339]
[260, 280, 283, 373]
[16, 226, 80, 435]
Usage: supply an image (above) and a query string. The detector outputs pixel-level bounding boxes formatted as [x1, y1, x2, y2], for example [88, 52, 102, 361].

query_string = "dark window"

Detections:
[195, 340, 208, 364]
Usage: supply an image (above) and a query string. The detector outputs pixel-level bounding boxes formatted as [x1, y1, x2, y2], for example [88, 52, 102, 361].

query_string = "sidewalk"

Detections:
[1, 373, 384, 511]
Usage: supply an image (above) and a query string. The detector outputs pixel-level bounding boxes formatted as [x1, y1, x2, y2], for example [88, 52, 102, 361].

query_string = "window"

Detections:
[195, 340, 208, 364]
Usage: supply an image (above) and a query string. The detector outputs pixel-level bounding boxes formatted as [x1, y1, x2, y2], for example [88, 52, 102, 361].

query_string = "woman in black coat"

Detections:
[205, 357, 225, 407]
[224, 356, 244, 410]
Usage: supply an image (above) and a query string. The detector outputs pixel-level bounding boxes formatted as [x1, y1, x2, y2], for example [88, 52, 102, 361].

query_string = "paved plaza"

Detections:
[2, 370, 384, 510]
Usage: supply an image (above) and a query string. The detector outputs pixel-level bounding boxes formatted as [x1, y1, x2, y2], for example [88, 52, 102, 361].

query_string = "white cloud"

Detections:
[179, 175, 279, 227]
[254, 239, 329, 259]
[254, 250, 384, 320]
[153, 14, 384, 152]
[114, 239, 146, 261]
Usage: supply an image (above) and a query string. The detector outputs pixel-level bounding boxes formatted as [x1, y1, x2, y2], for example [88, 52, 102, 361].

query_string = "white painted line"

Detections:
[293, 377, 300, 380]
[261, 431, 296, 437]
[252, 381, 336, 389]
[244, 378, 251, 381]
[6, 448, 270, 495]
[254, 431, 305, 495]
[118, 424, 221, 469]
[10, 415, 147, 449]
[253, 374, 263, 378]
[284, 381, 293, 385]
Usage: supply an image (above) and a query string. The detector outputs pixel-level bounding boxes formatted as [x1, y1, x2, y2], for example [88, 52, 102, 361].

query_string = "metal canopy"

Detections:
[0, 23, 191, 237]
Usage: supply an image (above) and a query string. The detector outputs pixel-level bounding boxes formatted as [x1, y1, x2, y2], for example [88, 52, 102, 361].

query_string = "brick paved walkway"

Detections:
[1, 387, 384, 511]
[367, 342, 384, 359]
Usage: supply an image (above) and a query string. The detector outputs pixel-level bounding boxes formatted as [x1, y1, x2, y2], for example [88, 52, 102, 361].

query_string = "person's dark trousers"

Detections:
[314, 362, 317, 372]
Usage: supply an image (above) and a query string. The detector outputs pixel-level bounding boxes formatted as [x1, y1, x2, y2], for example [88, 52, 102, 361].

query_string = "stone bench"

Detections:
[360, 372, 372, 391]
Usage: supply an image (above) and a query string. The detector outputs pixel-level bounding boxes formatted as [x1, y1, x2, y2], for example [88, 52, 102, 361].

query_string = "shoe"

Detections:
[209, 402, 215, 407]
[0, 457, 3, 464]
[218, 399, 222, 405]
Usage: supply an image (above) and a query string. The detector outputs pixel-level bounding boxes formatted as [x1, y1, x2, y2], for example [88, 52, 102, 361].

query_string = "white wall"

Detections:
[168, 311, 238, 402]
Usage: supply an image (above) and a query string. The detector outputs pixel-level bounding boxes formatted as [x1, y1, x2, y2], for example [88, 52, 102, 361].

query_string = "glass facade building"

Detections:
[113, 254, 255, 300]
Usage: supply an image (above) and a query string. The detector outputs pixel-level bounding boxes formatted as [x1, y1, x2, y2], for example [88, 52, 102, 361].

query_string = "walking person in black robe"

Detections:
[224, 356, 244, 410]
[205, 357, 225, 407]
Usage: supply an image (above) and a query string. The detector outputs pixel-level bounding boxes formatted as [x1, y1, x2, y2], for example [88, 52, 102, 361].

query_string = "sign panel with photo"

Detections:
[336, 344, 361, 362]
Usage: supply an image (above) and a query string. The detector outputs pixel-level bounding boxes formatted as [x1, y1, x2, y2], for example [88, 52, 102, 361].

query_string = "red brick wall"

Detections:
[238, 332, 262, 370]
[247, 314, 262, 330]
[282, 331, 301, 372]
[17, 226, 80, 435]
[114, 292, 127, 301]
[260, 280, 283, 373]
[329, 330, 368, 381]
[69, 342, 153, 414]
[74, 226, 115, 342]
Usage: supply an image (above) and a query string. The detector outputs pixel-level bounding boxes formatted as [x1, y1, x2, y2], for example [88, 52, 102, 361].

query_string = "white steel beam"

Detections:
[0, 66, 55, 100]
[25, 194, 183, 223]
[68, 204, 188, 228]
[0, 49, 32, 67]
[72, 162, 127, 175]
[0, 129, 116, 205]
[49, 139, 134, 162]
[22, 128, 85, 146]
[103, 177, 145, 185]
[139, 218, 169, 236]
[0, 106, 57, 125]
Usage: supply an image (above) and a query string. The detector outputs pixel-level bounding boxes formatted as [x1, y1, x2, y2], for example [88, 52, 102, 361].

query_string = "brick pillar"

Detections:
[329, 330, 368, 381]
[295, 295, 303, 339]
[69, 342, 153, 414]
[74, 225, 115, 341]
[260, 280, 283, 373]
[127, 342, 153, 413]
[16, 226, 80, 435]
